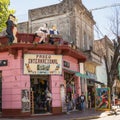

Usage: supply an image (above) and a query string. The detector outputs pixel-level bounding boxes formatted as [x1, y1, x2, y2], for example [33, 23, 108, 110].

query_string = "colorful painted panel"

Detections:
[95, 88, 110, 110]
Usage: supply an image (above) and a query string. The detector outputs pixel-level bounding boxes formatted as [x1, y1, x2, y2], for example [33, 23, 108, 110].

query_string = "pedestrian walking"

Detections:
[75, 94, 80, 110]
[80, 92, 86, 111]
[65, 95, 70, 114]
[88, 92, 91, 109]
[72, 94, 76, 110]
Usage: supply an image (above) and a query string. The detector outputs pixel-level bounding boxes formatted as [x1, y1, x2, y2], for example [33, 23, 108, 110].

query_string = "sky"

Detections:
[9, 0, 120, 39]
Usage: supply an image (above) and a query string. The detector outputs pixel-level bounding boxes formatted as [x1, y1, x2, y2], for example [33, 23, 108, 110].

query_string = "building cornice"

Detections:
[0, 35, 86, 62]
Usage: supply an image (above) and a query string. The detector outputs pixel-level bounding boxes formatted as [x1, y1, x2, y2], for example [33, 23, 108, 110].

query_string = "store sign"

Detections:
[0, 60, 8, 66]
[86, 71, 97, 80]
[24, 54, 62, 75]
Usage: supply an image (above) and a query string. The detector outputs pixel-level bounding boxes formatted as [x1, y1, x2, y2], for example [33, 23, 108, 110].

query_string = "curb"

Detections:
[71, 115, 100, 120]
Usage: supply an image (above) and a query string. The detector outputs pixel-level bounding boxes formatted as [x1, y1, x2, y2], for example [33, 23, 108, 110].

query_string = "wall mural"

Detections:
[95, 88, 110, 110]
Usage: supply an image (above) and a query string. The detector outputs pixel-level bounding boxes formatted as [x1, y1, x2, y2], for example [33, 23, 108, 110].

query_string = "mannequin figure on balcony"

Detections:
[35, 23, 49, 44]
[6, 14, 17, 44]
[12, 15, 18, 43]
[49, 25, 61, 45]
[6, 14, 14, 44]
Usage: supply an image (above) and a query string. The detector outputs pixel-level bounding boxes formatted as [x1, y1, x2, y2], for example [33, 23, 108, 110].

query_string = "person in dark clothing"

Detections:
[65, 95, 70, 114]
[88, 92, 91, 109]
[75, 94, 80, 110]
[49, 25, 59, 44]
[6, 14, 14, 44]
[80, 92, 86, 111]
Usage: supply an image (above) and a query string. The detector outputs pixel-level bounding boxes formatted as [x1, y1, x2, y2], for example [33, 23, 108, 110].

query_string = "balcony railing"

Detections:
[0, 33, 69, 45]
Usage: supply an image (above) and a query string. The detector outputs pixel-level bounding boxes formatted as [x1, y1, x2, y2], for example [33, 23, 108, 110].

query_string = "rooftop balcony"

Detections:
[0, 33, 86, 62]
[0, 33, 69, 45]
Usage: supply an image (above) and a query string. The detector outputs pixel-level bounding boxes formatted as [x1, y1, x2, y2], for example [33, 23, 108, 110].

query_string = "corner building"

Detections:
[0, 40, 86, 117]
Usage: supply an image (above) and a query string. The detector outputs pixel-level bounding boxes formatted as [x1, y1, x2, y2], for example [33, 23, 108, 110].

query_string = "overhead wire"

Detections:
[94, 24, 105, 39]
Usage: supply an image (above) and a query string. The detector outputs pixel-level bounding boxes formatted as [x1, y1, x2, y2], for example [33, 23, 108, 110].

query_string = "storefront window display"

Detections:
[21, 89, 30, 112]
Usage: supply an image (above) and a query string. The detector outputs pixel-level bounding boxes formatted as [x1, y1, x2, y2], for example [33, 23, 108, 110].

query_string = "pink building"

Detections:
[0, 33, 86, 117]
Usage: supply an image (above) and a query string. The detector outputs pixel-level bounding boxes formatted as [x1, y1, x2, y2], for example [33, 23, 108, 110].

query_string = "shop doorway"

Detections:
[64, 72, 75, 110]
[87, 86, 95, 107]
[30, 75, 50, 114]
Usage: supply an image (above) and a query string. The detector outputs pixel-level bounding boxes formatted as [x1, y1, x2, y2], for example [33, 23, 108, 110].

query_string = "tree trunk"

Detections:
[104, 56, 113, 94]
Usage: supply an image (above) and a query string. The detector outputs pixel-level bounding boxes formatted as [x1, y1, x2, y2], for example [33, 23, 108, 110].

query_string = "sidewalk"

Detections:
[0, 108, 104, 120]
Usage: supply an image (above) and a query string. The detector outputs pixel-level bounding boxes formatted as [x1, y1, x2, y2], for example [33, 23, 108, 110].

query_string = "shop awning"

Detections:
[75, 72, 89, 78]
[63, 67, 77, 74]
[63, 68, 89, 78]
[63, 68, 104, 85]
[88, 79, 104, 85]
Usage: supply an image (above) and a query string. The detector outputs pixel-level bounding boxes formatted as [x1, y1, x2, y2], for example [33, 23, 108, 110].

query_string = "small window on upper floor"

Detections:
[83, 32, 87, 50]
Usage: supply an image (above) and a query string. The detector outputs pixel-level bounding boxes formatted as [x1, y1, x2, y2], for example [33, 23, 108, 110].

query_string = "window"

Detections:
[83, 32, 87, 50]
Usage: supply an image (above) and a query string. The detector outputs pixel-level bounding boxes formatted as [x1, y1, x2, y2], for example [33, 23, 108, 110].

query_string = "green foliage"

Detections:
[0, 0, 15, 32]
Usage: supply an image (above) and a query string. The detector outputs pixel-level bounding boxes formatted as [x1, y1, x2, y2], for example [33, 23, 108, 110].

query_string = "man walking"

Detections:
[80, 92, 86, 111]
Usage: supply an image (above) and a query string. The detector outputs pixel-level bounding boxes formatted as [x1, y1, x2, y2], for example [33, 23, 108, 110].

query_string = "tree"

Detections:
[94, 7, 120, 94]
[105, 7, 120, 93]
[0, 0, 15, 32]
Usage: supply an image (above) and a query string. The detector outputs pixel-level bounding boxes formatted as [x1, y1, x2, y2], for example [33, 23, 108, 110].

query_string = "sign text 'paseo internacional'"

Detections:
[24, 54, 62, 75]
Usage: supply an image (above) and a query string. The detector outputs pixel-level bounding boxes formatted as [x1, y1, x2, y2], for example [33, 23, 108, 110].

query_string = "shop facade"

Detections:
[84, 60, 103, 108]
[0, 43, 86, 117]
